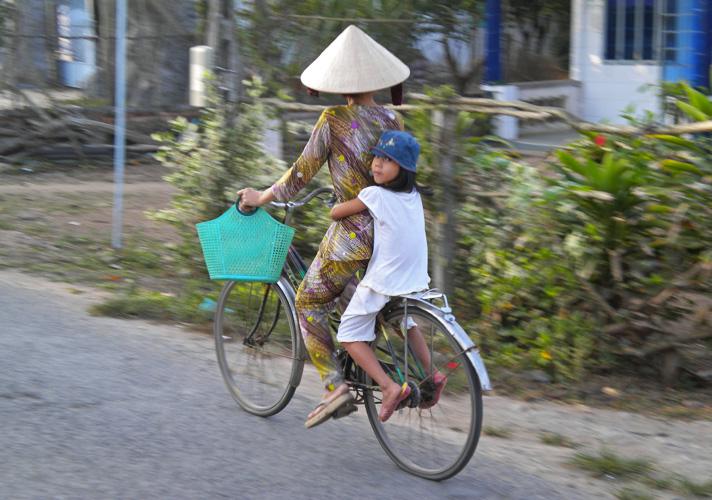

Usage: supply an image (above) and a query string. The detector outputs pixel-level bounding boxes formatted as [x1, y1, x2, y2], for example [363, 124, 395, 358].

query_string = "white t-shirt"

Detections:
[357, 186, 430, 296]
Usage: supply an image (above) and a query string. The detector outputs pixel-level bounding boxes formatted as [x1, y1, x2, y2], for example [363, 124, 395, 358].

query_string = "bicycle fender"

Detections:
[383, 297, 493, 392]
[448, 322, 493, 392]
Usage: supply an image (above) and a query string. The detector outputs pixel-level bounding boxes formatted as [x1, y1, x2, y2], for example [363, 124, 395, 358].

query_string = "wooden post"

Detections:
[224, 0, 241, 101]
[1, 2, 19, 86]
[43, 0, 59, 86]
[205, 0, 240, 101]
[430, 109, 445, 292]
[97, 0, 116, 103]
[151, 11, 161, 106]
[206, 0, 220, 50]
[439, 109, 457, 297]
[430, 108, 457, 294]
[430, 108, 457, 297]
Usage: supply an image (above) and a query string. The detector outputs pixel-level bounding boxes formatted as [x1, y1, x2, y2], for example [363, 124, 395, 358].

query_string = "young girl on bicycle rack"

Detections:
[323, 130, 447, 427]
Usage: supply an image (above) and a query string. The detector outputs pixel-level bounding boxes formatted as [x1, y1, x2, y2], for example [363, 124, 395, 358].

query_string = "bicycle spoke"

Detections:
[215, 279, 303, 416]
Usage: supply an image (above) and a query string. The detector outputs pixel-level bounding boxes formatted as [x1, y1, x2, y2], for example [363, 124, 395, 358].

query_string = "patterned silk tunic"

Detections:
[270, 103, 404, 385]
[271, 104, 404, 261]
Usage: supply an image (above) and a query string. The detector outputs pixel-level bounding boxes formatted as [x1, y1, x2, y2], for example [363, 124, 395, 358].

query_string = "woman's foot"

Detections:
[305, 383, 355, 429]
[379, 382, 411, 422]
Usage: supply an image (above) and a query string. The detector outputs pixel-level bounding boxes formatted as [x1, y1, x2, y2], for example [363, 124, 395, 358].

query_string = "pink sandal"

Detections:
[379, 383, 411, 422]
[420, 372, 447, 410]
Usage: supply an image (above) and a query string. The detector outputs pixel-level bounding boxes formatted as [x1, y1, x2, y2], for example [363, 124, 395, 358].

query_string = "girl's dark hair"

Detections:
[382, 168, 433, 196]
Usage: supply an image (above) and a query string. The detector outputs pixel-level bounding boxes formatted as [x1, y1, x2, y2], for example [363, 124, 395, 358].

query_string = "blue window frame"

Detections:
[605, 0, 660, 61]
[661, 0, 679, 63]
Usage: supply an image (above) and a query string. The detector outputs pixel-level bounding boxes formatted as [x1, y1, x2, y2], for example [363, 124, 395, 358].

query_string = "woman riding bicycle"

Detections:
[237, 25, 409, 428]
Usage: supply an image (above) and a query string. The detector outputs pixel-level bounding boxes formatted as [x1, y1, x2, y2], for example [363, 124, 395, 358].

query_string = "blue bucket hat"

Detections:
[370, 130, 420, 172]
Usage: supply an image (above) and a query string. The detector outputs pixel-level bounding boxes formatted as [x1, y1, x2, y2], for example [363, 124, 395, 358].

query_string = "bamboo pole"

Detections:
[261, 96, 712, 136]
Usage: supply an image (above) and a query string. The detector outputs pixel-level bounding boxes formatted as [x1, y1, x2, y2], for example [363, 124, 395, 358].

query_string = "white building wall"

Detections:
[570, 0, 663, 123]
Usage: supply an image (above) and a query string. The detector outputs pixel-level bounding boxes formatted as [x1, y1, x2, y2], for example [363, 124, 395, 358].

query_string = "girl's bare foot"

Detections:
[420, 371, 447, 410]
[379, 381, 411, 422]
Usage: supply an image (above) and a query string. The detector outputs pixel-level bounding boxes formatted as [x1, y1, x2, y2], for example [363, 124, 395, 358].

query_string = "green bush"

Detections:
[150, 76, 286, 275]
[453, 82, 711, 383]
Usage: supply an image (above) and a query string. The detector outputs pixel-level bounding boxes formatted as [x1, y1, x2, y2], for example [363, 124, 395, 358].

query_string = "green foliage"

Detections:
[538, 432, 578, 448]
[406, 84, 492, 282]
[676, 478, 712, 497]
[530, 87, 711, 383]
[615, 487, 654, 500]
[150, 76, 285, 274]
[466, 196, 600, 380]
[90, 285, 216, 324]
[572, 450, 654, 479]
[444, 82, 712, 383]
[482, 426, 512, 438]
[90, 290, 178, 320]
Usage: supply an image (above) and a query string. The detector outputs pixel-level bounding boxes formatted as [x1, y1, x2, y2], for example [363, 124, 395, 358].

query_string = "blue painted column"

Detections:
[704, 0, 712, 89]
[484, 0, 502, 83]
[689, 0, 710, 88]
[664, 0, 710, 88]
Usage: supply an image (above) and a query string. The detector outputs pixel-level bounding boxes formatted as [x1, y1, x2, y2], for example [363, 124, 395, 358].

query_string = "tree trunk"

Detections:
[43, 0, 59, 86]
[96, 0, 116, 103]
[205, 0, 220, 50]
[430, 109, 457, 297]
[1, 2, 19, 86]
[440, 109, 457, 297]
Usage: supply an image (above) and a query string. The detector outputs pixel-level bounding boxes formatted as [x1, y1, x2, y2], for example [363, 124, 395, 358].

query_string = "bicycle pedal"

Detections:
[332, 403, 357, 419]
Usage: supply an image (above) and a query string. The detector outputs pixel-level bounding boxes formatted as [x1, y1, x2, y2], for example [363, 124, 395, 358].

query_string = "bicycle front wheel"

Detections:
[364, 305, 483, 481]
[214, 278, 303, 417]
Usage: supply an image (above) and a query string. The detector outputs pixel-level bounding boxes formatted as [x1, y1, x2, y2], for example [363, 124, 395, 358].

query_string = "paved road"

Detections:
[0, 272, 581, 499]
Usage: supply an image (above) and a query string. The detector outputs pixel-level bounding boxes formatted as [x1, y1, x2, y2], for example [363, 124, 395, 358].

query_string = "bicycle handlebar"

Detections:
[270, 187, 336, 210]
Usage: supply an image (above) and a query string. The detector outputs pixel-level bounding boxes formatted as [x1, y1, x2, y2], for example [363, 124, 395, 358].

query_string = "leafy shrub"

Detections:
[447, 83, 711, 383]
[150, 76, 286, 274]
[542, 84, 712, 383]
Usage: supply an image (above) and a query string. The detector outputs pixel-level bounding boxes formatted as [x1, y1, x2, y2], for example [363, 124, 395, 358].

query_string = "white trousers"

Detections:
[337, 285, 416, 343]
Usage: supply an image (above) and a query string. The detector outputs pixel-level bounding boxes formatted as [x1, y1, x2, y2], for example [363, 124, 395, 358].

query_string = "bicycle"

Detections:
[213, 186, 492, 481]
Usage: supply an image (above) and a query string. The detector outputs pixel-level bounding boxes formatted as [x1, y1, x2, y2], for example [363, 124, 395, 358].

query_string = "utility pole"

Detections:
[205, 0, 241, 101]
[111, 0, 127, 249]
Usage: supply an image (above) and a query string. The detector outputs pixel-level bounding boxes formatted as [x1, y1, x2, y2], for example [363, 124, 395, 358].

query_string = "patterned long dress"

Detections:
[271, 104, 403, 389]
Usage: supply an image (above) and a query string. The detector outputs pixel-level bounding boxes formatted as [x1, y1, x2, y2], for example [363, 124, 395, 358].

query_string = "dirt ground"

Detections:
[1, 162, 711, 498]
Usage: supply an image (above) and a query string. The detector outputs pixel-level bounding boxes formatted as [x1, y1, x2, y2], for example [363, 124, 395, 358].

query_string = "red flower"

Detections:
[594, 134, 607, 147]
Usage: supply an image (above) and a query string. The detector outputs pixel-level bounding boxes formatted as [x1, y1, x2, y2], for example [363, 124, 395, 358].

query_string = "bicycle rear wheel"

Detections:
[214, 278, 303, 417]
[364, 305, 483, 480]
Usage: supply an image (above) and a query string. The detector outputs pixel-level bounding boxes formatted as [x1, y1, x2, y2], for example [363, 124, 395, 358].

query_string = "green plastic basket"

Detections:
[196, 205, 295, 283]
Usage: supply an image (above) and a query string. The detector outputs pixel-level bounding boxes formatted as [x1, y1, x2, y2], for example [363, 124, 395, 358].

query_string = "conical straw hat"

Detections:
[300, 25, 410, 94]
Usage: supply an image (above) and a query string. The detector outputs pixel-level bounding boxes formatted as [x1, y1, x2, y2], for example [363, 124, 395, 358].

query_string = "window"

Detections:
[605, 0, 659, 61]
[661, 0, 679, 63]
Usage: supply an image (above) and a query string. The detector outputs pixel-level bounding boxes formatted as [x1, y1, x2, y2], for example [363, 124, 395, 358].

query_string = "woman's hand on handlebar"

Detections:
[236, 187, 275, 212]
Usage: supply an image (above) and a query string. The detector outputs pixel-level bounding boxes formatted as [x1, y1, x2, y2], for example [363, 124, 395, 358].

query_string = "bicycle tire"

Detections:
[214, 278, 304, 417]
[363, 304, 483, 480]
